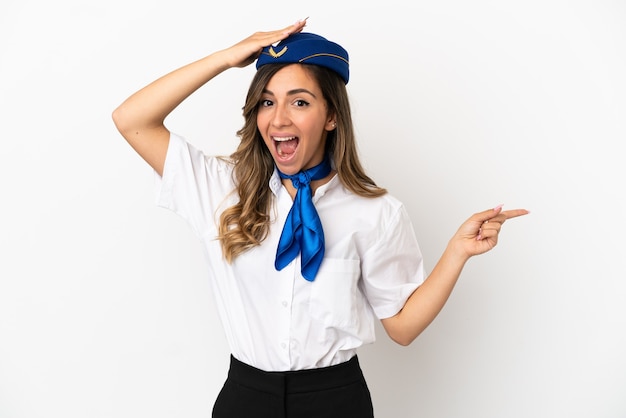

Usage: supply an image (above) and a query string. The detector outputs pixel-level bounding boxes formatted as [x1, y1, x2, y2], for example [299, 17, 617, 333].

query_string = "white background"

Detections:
[1, 0, 625, 417]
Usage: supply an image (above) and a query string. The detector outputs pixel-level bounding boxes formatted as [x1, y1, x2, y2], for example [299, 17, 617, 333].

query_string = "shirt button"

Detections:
[281, 342, 287, 349]
[282, 301, 288, 307]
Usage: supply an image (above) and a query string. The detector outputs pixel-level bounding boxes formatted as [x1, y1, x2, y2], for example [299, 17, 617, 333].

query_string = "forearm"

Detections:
[112, 49, 232, 135]
[381, 240, 469, 346]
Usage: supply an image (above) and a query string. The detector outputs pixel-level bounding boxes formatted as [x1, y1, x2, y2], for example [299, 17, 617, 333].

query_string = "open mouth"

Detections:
[273, 136, 299, 158]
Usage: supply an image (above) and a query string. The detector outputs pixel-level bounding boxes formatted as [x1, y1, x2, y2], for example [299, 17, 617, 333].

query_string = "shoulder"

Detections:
[322, 181, 410, 232]
[328, 180, 405, 214]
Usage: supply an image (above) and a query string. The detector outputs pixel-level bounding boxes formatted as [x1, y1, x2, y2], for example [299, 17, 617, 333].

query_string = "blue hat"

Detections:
[256, 32, 350, 84]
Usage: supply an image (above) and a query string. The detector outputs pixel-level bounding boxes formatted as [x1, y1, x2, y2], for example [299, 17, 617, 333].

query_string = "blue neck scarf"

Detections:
[275, 157, 332, 281]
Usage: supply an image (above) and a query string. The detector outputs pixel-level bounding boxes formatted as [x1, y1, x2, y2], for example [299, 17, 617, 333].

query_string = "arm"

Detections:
[381, 205, 530, 346]
[111, 20, 307, 175]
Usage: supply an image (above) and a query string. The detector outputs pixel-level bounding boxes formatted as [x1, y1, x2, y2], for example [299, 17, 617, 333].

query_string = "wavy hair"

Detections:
[218, 63, 386, 262]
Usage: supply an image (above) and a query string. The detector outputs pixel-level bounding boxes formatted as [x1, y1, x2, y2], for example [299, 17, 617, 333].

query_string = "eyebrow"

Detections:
[262, 88, 318, 98]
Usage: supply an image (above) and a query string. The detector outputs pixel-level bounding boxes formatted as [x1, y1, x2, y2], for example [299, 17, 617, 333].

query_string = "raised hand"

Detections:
[451, 204, 530, 257]
[222, 19, 308, 69]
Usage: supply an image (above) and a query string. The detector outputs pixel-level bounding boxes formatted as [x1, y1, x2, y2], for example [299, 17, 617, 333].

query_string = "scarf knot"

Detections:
[289, 171, 311, 189]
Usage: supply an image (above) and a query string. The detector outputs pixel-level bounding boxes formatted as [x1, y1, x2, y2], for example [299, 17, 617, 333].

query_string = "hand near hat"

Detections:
[221, 19, 308, 69]
[112, 19, 308, 176]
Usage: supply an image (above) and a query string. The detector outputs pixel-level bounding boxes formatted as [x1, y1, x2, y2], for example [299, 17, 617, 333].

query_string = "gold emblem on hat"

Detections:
[269, 46, 288, 58]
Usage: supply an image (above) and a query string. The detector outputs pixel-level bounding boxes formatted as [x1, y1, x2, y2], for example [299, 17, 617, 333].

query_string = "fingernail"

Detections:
[493, 204, 504, 211]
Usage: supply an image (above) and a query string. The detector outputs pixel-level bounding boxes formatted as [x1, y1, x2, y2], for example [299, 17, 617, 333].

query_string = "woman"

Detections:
[112, 19, 528, 418]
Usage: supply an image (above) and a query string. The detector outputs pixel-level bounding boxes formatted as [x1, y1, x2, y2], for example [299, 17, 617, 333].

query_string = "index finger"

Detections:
[501, 209, 530, 221]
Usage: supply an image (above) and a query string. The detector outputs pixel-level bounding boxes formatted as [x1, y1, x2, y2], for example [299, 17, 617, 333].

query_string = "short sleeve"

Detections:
[360, 205, 425, 319]
[154, 132, 235, 240]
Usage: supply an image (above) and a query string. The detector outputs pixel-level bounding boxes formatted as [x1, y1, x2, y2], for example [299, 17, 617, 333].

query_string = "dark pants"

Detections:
[212, 355, 374, 418]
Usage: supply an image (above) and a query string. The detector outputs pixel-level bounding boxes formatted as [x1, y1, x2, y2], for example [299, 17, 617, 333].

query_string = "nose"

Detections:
[270, 103, 291, 127]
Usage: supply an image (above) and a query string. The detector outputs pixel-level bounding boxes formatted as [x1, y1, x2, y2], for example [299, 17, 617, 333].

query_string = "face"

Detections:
[257, 64, 336, 176]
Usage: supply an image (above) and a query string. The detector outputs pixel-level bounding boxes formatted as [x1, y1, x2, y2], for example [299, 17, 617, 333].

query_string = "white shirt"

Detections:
[155, 133, 424, 371]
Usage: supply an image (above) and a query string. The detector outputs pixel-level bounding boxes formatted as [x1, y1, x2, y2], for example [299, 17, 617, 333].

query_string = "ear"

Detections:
[325, 118, 337, 131]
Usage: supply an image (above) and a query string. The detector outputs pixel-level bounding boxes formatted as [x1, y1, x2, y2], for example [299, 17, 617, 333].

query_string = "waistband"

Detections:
[227, 355, 365, 395]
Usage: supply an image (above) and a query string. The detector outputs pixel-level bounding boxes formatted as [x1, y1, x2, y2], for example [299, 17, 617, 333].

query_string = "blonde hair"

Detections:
[218, 63, 386, 262]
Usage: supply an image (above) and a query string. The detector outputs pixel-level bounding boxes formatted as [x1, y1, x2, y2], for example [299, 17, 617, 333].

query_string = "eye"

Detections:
[294, 99, 309, 107]
[260, 99, 273, 107]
